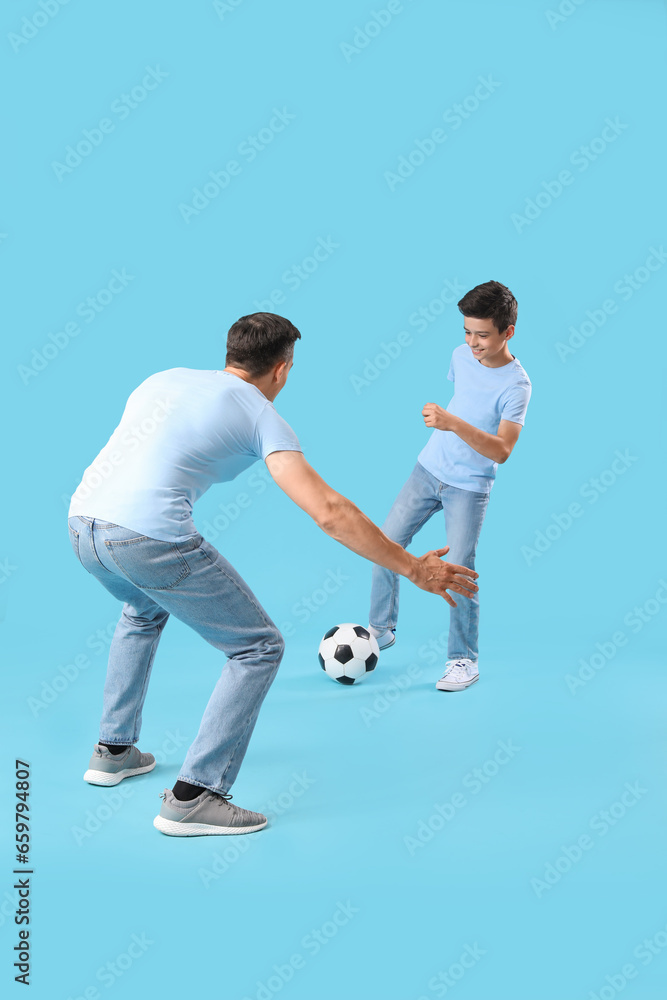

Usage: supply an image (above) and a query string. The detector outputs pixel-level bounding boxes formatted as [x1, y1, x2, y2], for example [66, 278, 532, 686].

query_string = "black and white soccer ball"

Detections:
[318, 623, 380, 685]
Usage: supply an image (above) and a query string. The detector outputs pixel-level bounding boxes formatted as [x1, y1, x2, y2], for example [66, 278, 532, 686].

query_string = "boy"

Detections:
[368, 280, 531, 690]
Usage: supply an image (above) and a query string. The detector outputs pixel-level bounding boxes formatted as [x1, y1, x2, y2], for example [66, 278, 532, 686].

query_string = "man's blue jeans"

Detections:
[369, 462, 489, 661]
[67, 515, 284, 794]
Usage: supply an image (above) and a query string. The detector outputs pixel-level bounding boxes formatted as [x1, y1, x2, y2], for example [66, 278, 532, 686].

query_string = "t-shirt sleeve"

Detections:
[500, 382, 531, 425]
[253, 403, 302, 460]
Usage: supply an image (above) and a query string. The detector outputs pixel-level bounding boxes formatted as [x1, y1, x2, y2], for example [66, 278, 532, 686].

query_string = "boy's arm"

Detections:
[264, 450, 479, 607]
[422, 403, 522, 464]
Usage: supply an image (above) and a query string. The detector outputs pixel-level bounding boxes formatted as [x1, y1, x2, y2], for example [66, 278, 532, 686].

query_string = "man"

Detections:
[68, 312, 478, 837]
[368, 280, 531, 691]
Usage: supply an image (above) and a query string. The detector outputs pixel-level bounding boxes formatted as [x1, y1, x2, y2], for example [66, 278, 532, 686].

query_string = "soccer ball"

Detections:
[318, 623, 380, 685]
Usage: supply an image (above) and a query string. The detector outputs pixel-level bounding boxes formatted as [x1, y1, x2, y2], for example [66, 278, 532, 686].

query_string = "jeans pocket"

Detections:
[68, 523, 80, 560]
[104, 535, 191, 590]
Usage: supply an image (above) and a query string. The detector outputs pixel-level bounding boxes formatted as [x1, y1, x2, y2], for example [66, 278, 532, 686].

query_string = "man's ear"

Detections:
[274, 359, 288, 382]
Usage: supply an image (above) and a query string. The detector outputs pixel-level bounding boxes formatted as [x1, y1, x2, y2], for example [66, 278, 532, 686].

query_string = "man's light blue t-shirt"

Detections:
[418, 344, 531, 494]
[68, 369, 302, 541]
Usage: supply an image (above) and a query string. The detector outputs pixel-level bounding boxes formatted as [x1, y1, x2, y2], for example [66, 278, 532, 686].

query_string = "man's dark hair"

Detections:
[457, 280, 518, 333]
[225, 312, 301, 377]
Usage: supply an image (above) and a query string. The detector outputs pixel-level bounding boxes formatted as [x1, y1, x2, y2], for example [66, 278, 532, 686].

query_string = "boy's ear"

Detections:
[504, 325, 515, 341]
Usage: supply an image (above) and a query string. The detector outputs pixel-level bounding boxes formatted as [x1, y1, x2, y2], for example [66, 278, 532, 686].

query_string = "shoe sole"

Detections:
[152, 815, 267, 837]
[435, 675, 479, 692]
[378, 635, 396, 650]
[83, 762, 156, 786]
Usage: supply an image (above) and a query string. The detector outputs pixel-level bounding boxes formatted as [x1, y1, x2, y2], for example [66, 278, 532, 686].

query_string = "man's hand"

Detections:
[265, 451, 479, 604]
[422, 402, 454, 431]
[408, 545, 478, 608]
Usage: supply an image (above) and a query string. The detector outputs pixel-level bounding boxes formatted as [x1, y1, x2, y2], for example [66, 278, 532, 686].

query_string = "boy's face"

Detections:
[463, 316, 514, 364]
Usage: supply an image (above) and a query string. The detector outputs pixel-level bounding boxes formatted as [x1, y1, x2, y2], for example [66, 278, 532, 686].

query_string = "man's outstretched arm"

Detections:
[422, 404, 522, 464]
[265, 450, 478, 608]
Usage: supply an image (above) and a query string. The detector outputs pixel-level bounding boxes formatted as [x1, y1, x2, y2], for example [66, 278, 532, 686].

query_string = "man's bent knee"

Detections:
[123, 608, 169, 628]
[257, 628, 285, 663]
[233, 627, 284, 668]
[270, 630, 285, 661]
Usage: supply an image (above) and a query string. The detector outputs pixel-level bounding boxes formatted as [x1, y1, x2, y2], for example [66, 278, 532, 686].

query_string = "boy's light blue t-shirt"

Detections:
[418, 344, 531, 494]
[68, 369, 302, 541]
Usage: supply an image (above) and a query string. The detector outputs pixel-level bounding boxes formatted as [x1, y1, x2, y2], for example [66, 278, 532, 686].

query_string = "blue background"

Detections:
[2, 1, 666, 997]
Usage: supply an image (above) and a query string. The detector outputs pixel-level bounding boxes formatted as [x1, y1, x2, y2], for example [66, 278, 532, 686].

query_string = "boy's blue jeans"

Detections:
[67, 515, 284, 794]
[369, 462, 489, 661]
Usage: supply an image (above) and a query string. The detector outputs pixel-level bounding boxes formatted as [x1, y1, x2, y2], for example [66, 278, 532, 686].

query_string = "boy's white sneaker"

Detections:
[436, 658, 479, 691]
[368, 626, 395, 650]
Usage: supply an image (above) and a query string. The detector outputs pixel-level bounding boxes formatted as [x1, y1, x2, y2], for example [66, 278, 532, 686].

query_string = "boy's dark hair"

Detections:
[225, 312, 301, 377]
[457, 280, 518, 333]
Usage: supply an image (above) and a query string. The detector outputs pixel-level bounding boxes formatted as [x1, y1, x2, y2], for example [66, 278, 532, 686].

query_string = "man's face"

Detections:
[463, 316, 513, 364]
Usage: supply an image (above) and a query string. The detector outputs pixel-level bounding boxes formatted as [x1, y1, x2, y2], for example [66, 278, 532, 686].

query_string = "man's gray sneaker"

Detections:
[368, 626, 396, 650]
[154, 787, 267, 837]
[83, 744, 156, 786]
